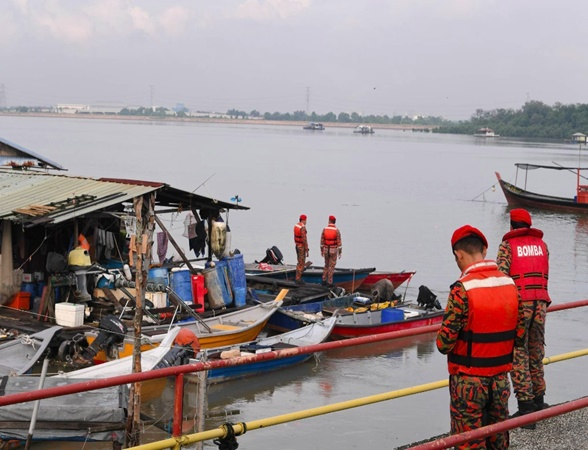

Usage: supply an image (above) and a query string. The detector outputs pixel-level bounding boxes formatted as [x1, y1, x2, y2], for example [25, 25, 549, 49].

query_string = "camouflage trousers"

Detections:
[511, 300, 547, 402]
[322, 247, 338, 284]
[449, 373, 511, 449]
[295, 245, 306, 281]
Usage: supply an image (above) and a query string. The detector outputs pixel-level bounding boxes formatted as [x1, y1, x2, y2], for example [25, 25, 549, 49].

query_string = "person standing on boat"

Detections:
[497, 208, 551, 425]
[320, 215, 342, 286]
[436, 225, 525, 449]
[294, 214, 309, 285]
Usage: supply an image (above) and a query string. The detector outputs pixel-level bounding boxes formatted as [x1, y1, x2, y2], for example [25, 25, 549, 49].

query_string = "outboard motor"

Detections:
[256, 245, 284, 265]
[155, 329, 200, 370]
[416, 285, 442, 310]
[79, 315, 128, 362]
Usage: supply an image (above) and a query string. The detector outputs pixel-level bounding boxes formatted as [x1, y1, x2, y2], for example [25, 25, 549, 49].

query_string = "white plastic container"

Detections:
[55, 303, 85, 327]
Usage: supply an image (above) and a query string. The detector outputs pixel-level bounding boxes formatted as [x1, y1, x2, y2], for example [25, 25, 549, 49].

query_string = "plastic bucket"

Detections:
[234, 286, 247, 308]
[381, 308, 404, 323]
[171, 269, 193, 304]
[226, 254, 246, 291]
[203, 266, 231, 309]
[148, 267, 169, 287]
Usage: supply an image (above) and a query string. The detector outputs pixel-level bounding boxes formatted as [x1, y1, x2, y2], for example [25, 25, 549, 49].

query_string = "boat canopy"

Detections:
[515, 163, 588, 171]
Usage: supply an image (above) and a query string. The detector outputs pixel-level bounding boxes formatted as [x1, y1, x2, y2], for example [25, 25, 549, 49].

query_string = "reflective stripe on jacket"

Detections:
[322, 224, 338, 247]
[448, 261, 519, 376]
[294, 222, 306, 246]
[503, 228, 550, 303]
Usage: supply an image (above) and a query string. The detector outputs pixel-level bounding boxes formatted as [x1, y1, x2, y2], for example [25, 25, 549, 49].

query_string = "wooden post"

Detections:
[153, 214, 196, 273]
[124, 193, 155, 447]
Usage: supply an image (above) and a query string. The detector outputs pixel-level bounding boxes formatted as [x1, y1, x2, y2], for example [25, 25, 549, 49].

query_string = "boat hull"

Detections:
[496, 172, 588, 214]
[360, 271, 416, 292]
[330, 312, 443, 339]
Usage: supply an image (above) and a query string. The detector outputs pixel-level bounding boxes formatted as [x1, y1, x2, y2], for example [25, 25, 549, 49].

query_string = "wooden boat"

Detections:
[0, 326, 63, 376]
[196, 315, 337, 384]
[91, 299, 283, 363]
[353, 125, 375, 134]
[496, 163, 588, 213]
[303, 122, 325, 130]
[359, 270, 416, 293]
[247, 274, 333, 305]
[268, 294, 444, 337]
[474, 127, 499, 137]
[245, 263, 375, 292]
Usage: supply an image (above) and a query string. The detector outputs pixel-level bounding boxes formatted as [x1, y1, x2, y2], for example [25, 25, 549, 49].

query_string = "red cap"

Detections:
[510, 208, 532, 226]
[451, 225, 488, 249]
[299, 214, 307, 221]
[329, 215, 336, 222]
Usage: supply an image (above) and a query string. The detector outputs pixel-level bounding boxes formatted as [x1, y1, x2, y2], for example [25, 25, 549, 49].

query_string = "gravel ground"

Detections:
[510, 406, 588, 449]
[395, 405, 588, 449]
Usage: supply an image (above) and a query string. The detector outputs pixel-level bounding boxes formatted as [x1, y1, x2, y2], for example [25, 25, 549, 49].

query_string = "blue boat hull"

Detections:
[207, 354, 311, 383]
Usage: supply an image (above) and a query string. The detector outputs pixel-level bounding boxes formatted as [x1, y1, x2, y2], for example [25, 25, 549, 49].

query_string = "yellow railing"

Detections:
[128, 347, 588, 450]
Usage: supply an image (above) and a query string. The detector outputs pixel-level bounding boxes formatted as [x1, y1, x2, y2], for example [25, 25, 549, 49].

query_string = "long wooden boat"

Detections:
[246, 263, 375, 292]
[359, 270, 416, 293]
[91, 300, 283, 363]
[268, 294, 443, 338]
[196, 315, 337, 384]
[496, 163, 588, 213]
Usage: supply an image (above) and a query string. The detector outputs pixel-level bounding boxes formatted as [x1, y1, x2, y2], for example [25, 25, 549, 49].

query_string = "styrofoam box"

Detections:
[145, 292, 167, 308]
[55, 303, 85, 327]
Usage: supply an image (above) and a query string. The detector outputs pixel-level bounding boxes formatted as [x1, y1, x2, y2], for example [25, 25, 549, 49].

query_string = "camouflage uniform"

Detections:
[497, 241, 548, 403]
[320, 225, 342, 285]
[437, 275, 525, 449]
[294, 223, 309, 281]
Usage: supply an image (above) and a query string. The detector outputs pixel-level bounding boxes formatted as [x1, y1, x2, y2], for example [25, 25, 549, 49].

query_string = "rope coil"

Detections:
[213, 422, 247, 450]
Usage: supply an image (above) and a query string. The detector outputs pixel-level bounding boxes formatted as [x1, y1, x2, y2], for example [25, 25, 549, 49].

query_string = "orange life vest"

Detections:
[502, 228, 550, 303]
[322, 225, 338, 247]
[294, 222, 306, 246]
[448, 261, 519, 377]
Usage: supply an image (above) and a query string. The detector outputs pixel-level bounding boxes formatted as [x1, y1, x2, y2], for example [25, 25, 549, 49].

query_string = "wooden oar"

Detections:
[274, 289, 289, 302]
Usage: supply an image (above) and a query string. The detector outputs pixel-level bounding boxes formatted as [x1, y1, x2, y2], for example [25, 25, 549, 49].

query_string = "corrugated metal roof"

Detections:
[0, 137, 64, 170]
[0, 170, 161, 225]
[0, 170, 249, 227]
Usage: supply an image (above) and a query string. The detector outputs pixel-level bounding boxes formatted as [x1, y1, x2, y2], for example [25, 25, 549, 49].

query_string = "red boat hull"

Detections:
[331, 312, 443, 339]
[360, 271, 416, 292]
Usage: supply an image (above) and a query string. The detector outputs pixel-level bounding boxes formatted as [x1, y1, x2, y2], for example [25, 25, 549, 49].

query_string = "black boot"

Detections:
[512, 400, 537, 430]
[534, 395, 549, 411]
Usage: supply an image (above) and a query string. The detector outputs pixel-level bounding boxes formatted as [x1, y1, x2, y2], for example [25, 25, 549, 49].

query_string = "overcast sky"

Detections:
[1, 1, 588, 120]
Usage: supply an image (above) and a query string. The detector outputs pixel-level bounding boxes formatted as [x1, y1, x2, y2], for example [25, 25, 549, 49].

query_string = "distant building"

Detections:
[56, 104, 90, 114]
[572, 132, 587, 144]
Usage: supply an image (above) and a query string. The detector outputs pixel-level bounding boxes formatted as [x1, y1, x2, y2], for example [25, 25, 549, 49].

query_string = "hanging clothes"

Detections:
[157, 231, 169, 263]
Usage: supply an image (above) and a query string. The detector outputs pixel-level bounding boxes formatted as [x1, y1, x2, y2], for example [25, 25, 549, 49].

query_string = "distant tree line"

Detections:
[435, 101, 588, 140]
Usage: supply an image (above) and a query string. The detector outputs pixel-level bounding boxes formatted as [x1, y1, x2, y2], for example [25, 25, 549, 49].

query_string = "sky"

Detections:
[1, 1, 588, 120]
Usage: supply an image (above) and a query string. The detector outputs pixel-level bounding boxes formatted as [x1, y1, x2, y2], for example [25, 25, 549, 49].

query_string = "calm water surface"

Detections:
[1, 116, 587, 449]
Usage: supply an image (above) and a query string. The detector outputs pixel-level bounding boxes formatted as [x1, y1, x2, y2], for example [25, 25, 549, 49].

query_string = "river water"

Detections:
[1, 116, 587, 449]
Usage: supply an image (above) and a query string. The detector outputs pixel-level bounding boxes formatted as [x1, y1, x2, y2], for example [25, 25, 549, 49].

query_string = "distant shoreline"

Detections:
[0, 112, 436, 131]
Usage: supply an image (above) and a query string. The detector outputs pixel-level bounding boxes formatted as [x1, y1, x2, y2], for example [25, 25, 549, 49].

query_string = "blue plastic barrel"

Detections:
[171, 269, 193, 304]
[21, 282, 37, 297]
[36, 282, 46, 298]
[234, 286, 247, 308]
[148, 267, 169, 287]
[203, 266, 231, 309]
[226, 254, 246, 291]
[381, 308, 404, 323]
[215, 260, 234, 306]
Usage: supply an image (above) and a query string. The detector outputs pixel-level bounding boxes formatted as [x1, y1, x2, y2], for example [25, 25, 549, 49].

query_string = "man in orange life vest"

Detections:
[294, 214, 309, 284]
[437, 225, 525, 449]
[497, 208, 550, 424]
[320, 215, 342, 286]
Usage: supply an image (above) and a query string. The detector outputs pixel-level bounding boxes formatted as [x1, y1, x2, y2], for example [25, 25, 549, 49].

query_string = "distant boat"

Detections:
[496, 163, 588, 213]
[354, 125, 375, 134]
[474, 127, 499, 137]
[303, 122, 325, 130]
